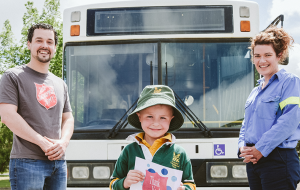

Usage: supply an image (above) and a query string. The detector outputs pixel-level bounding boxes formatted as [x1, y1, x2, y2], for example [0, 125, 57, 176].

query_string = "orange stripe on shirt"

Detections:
[184, 182, 196, 190]
[109, 178, 119, 190]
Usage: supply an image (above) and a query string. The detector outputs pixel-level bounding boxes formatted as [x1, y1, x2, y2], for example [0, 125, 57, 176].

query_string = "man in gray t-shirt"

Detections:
[0, 23, 74, 189]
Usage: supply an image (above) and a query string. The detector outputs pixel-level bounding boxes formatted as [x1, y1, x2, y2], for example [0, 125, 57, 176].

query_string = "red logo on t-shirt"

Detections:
[35, 83, 57, 110]
[142, 170, 168, 190]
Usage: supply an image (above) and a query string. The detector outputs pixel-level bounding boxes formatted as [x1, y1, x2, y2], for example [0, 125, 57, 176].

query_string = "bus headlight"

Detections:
[232, 165, 247, 178]
[206, 162, 248, 183]
[93, 166, 110, 179]
[67, 161, 114, 187]
[210, 165, 228, 178]
[72, 166, 89, 179]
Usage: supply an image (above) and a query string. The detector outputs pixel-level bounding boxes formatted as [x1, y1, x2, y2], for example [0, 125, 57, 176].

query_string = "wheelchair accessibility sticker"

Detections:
[214, 144, 225, 156]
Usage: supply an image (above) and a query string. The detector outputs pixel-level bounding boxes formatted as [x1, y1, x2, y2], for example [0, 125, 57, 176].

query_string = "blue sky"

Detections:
[1, 0, 300, 76]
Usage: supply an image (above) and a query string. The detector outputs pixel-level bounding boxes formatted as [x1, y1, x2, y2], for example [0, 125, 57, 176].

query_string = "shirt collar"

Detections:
[135, 132, 172, 143]
[256, 69, 286, 86]
[275, 68, 286, 81]
[126, 132, 176, 145]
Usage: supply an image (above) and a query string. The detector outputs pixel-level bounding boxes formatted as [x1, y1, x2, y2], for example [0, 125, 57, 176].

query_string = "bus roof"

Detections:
[64, 0, 258, 10]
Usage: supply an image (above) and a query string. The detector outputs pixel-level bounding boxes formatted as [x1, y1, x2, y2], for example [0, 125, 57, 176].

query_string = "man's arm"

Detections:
[0, 103, 53, 152]
[45, 112, 74, 160]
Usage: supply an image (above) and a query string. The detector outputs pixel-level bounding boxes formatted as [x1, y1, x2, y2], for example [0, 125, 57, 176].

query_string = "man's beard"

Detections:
[36, 55, 51, 63]
[34, 49, 52, 63]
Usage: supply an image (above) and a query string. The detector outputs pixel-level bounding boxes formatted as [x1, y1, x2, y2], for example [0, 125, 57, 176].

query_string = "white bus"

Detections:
[63, 0, 264, 189]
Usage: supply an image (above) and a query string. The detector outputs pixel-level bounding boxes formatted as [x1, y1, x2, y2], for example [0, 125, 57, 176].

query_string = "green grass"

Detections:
[0, 180, 10, 188]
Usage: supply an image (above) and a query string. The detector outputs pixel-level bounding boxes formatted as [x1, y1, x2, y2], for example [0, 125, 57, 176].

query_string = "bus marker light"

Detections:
[93, 166, 110, 179]
[71, 11, 81, 22]
[240, 6, 250, 18]
[72, 166, 89, 179]
[232, 165, 247, 178]
[71, 25, 80, 36]
[240, 21, 250, 32]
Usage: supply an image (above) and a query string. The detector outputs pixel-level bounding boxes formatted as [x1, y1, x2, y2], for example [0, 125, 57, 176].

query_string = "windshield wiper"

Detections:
[107, 98, 139, 138]
[174, 91, 213, 137]
[165, 62, 168, 86]
[107, 91, 212, 138]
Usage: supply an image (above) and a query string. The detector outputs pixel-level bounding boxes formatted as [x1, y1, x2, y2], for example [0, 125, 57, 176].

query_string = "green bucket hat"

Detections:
[127, 85, 184, 132]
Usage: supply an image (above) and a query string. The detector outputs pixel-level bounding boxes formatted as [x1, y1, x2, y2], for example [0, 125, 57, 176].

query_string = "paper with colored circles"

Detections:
[130, 157, 183, 190]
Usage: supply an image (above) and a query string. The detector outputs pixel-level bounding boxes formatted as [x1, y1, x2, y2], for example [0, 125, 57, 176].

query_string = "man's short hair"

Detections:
[27, 23, 58, 45]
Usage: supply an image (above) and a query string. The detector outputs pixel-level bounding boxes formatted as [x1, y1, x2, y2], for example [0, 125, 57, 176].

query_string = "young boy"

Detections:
[110, 85, 196, 190]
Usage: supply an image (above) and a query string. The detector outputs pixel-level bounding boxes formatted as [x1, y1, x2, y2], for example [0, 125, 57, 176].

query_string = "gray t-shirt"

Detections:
[0, 65, 72, 160]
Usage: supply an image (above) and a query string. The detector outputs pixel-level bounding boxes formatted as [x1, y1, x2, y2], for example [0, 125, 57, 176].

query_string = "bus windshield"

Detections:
[64, 41, 253, 131]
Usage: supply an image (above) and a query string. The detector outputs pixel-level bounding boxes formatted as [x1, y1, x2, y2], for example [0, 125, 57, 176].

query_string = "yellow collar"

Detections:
[135, 132, 172, 156]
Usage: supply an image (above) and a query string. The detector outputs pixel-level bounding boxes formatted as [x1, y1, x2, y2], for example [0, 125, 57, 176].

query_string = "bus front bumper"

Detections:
[67, 188, 250, 190]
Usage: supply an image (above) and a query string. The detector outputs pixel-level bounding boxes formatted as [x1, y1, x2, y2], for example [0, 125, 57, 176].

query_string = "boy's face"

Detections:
[136, 104, 174, 143]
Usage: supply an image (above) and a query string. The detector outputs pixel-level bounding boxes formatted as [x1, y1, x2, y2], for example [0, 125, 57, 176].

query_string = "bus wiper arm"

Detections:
[165, 62, 168, 86]
[150, 61, 153, 85]
[173, 91, 213, 137]
[107, 98, 139, 138]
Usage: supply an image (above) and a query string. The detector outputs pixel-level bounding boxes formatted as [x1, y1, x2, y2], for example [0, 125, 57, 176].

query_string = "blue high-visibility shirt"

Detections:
[238, 69, 300, 157]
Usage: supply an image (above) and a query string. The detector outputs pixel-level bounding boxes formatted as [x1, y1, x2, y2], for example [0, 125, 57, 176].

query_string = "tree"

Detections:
[0, 123, 13, 173]
[0, 0, 63, 173]
[0, 20, 15, 173]
[0, 20, 20, 73]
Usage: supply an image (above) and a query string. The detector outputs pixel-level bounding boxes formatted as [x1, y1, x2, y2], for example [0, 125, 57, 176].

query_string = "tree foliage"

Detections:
[0, 20, 20, 72]
[0, 0, 63, 173]
[0, 122, 13, 173]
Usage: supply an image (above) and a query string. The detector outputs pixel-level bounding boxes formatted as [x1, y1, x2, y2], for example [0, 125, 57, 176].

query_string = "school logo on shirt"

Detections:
[171, 152, 180, 168]
[35, 83, 57, 110]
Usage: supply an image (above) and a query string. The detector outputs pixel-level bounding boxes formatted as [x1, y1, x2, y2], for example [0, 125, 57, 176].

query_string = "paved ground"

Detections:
[0, 177, 9, 180]
[1, 173, 300, 189]
[0, 173, 9, 181]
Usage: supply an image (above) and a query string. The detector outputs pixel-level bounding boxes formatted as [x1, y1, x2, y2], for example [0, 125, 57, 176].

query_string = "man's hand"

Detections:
[248, 146, 263, 164]
[44, 137, 68, 160]
[240, 146, 255, 163]
[123, 170, 145, 189]
[38, 137, 54, 153]
[44, 112, 74, 161]
[240, 146, 263, 164]
[177, 182, 185, 190]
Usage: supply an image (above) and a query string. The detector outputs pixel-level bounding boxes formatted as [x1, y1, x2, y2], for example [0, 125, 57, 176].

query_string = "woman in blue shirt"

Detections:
[238, 27, 300, 190]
